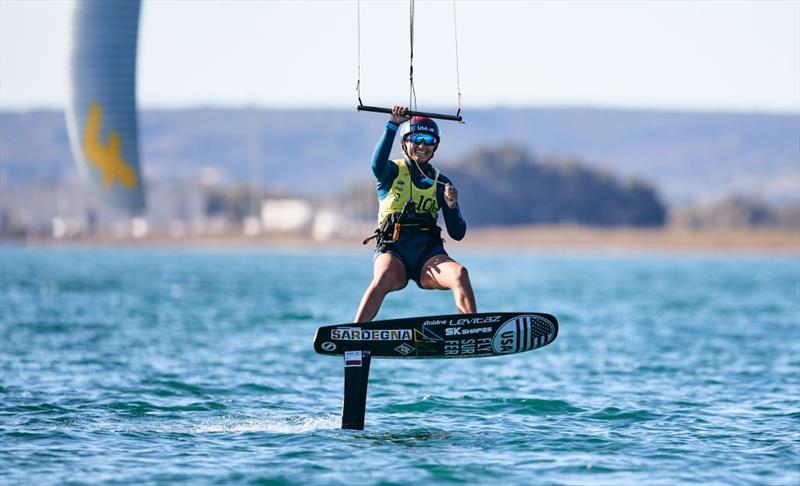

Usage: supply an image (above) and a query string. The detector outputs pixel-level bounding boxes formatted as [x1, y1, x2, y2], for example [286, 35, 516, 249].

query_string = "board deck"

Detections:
[314, 312, 558, 359]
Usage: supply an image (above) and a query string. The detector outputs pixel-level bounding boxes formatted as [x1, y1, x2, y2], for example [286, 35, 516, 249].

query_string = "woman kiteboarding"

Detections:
[355, 105, 476, 322]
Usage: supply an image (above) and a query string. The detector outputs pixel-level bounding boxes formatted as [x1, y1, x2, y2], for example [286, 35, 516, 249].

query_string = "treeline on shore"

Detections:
[445, 146, 666, 227]
[340, 145, 667, 227]
[339, 144, 797, 230]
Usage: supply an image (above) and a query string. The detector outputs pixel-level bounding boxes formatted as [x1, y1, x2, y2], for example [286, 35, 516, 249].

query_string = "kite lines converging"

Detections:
[355, 0, 464, 123]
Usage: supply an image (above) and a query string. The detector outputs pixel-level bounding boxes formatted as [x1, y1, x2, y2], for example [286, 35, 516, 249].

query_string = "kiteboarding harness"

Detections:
[362, 159, 443, 255]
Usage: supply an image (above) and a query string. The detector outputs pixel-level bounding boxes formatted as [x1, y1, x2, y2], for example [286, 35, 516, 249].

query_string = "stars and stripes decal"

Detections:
[344, 351, 364, 367]
[492, 314, 556, 354]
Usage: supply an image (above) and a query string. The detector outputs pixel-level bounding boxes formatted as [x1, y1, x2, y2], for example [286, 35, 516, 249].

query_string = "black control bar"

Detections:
[357, 104, 463, 123]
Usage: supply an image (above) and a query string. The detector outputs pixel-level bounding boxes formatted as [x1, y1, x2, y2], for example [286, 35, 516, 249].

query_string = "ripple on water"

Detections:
[105, 400, 229, 417]
[382, 395, 584, 416]
[585, 406, 662, 423]
[359, 428, 455, 445]
[185, 413, 341, 435]
[490, 397, 586, 415]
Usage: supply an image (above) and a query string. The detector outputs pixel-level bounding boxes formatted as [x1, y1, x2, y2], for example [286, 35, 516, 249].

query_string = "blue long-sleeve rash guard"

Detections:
[371, 121, 467, 241]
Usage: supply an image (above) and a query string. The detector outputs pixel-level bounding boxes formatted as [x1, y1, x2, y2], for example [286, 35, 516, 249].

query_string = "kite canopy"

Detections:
[65, 0, 145, 214]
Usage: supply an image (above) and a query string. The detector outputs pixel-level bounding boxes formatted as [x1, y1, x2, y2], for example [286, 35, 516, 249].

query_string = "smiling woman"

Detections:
[355, 105, 475, 324]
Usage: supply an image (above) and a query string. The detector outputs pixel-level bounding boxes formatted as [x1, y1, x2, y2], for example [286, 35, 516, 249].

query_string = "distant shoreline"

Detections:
[10, 226, 799, 255]
[451, 226, 800, 254]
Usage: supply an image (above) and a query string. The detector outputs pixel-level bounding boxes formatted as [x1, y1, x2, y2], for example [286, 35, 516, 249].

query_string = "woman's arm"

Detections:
[372, 106, 411, 197]
[371, 122, 400, 189]
[437, 175, 467, 240]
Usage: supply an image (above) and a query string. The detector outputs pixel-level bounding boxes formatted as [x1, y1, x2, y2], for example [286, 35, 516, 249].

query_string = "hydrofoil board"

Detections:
[314, 312, 557, 359]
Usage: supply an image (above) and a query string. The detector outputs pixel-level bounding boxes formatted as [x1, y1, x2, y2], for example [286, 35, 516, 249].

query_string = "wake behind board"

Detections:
[314, 312, 558, 359]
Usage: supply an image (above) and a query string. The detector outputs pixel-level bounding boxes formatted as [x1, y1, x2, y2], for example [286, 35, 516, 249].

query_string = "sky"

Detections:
[1, 0, 799, 113]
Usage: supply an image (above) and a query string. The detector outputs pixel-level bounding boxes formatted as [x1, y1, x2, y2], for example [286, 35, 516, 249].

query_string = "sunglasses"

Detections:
[406, 133, 438, 146]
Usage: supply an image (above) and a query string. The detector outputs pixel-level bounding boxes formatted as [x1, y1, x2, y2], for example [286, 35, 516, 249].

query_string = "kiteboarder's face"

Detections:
[403, 138, 437, 164]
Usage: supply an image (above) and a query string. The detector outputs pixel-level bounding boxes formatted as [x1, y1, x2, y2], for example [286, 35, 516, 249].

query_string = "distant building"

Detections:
[260, 198, 313, 233]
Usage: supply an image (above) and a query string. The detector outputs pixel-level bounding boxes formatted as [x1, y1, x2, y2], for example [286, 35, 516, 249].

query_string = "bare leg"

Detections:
[354, 253, 408, 323]
[419, 255, 477, 314]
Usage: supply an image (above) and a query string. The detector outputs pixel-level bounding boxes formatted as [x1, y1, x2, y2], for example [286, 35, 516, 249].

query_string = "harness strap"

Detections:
[362, 230, 380, 246]
[363, 212, 442, 252]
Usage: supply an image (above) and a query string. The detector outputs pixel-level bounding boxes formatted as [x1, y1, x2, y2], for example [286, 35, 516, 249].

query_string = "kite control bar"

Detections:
[357, 105, 463, 123]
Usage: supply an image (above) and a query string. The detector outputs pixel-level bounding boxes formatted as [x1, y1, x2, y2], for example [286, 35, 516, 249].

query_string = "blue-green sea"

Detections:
[2, 247, 799, 485]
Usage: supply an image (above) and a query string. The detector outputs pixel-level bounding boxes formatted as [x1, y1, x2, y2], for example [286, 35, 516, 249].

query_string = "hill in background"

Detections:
[449, 146, 666, 226]
[1, 107, 797, 207]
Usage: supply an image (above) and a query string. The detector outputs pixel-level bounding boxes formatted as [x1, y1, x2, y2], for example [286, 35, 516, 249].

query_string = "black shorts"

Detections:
[375, 230, 448, 289]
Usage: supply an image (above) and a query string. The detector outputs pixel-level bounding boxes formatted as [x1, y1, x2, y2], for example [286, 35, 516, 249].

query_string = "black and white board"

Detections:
[314, 312, 558, 359]
[315, 312, 558, 430]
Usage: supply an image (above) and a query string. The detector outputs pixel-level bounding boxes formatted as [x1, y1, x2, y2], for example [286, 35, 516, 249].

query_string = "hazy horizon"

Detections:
[2, 104, 798, 116]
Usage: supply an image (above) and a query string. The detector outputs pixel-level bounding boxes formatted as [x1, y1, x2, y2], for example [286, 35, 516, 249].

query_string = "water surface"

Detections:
[2, 247, 798, 484]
